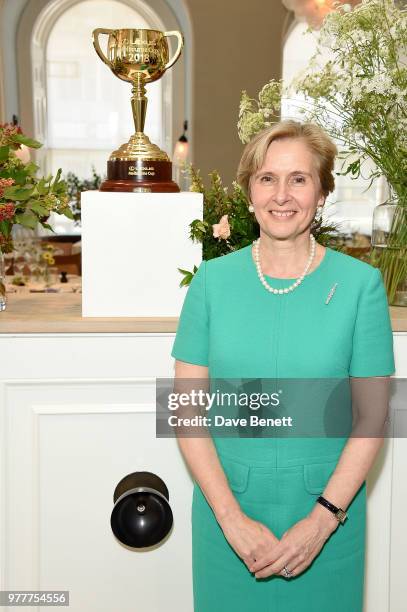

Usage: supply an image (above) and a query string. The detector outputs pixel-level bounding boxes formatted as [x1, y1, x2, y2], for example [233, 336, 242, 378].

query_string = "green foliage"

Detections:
[177, 265, 198, 287]
[12, 134, 42, 149]
[0, 146, 10, 162]
[184, 166, 258, 275]
[64, 167, 103, 224]
[0, 123, 72, 253]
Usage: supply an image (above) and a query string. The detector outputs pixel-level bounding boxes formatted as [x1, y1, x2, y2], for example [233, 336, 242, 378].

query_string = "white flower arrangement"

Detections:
[238, 0, 406, 201]
[238, 0, 407, 303]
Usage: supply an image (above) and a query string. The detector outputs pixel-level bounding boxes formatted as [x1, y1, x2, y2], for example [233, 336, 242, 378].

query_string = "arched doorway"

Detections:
[17, 0, 190, 177]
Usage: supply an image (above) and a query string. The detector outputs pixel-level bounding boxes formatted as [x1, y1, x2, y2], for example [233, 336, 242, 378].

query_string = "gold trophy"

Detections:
[93, 28, 184, 192]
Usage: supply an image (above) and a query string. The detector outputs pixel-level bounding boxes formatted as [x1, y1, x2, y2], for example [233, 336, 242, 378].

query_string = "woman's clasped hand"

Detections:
[218, 508, 338, 579]
[217, 508, 279, 573]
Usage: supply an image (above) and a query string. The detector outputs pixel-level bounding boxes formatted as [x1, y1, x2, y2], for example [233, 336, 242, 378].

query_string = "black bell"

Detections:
[110, 471, 173, 548]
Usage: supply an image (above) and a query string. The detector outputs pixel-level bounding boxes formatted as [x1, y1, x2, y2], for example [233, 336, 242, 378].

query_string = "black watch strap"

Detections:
[316, 496, 347, 524]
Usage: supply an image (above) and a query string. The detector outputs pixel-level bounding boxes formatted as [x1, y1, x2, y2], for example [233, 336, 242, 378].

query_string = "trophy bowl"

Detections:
[93, 28, 184, 192]
[100, 29, 174, 83]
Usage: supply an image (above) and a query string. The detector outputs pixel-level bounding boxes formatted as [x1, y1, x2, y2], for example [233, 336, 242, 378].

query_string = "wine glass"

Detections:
[41, 265, 59, 291]
[12, 239, 29, 279]
[26, 241, 43, 282]
[3, 252, 14, 276]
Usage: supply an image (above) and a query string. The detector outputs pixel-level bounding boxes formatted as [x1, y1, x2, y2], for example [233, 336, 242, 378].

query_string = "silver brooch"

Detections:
[325, 283, 338, 305]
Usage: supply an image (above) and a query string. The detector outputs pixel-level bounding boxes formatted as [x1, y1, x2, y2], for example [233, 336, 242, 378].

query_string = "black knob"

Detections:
[110, 472, 173, 548]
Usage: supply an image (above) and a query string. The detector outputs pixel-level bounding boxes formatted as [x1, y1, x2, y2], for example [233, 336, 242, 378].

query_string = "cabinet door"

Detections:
[1, 379, 193, 612]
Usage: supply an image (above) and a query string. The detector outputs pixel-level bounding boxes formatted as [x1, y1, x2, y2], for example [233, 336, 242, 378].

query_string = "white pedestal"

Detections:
[81, 191, 203, 317]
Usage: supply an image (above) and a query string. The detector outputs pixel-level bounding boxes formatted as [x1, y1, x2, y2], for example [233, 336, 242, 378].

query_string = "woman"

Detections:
[171, 120, 395, 611]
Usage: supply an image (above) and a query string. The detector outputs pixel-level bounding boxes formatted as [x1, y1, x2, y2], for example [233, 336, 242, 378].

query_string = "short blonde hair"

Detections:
[237, 120, 338, 198]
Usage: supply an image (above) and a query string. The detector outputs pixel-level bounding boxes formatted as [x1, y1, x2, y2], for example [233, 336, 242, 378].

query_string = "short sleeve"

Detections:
[171, 261, 209, 366]
[349, 267, 395, 377]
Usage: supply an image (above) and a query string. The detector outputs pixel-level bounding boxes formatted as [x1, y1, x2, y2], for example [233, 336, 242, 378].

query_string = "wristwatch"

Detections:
[316, 496, 347, 524]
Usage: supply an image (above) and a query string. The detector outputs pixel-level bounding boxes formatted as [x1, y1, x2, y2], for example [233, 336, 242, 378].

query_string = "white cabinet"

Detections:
[0, 330, 406, 612]
[0, 333, 193, 612]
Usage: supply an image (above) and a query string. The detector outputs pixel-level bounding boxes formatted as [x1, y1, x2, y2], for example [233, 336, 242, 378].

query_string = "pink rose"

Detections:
[212, 214, 231, 240]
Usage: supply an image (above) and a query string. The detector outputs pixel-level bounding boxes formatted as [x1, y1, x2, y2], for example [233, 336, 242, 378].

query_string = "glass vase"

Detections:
[0, 250, 6, 311]
[371, 198, 407, 306]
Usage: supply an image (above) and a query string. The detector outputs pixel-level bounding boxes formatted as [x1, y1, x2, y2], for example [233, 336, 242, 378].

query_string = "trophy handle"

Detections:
[92, 28, 114, 68]
[163, 31, 184, 71]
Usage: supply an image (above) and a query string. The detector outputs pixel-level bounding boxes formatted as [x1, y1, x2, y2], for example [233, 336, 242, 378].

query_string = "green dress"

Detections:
[171, 244, 395, 612]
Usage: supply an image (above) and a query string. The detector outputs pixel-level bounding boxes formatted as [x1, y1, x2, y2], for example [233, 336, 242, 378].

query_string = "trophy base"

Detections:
[100, 179, 180, 193]
[100, 159, 180, 193]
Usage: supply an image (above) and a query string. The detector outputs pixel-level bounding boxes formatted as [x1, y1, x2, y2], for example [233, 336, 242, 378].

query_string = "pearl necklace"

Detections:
[253, 234, 316, 294]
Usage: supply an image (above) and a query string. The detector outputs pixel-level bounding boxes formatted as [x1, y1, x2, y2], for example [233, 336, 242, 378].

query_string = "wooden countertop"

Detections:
[389, 307, 407, 332]
[0, 291, 406, 334]
[0, 292, 178, 333]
